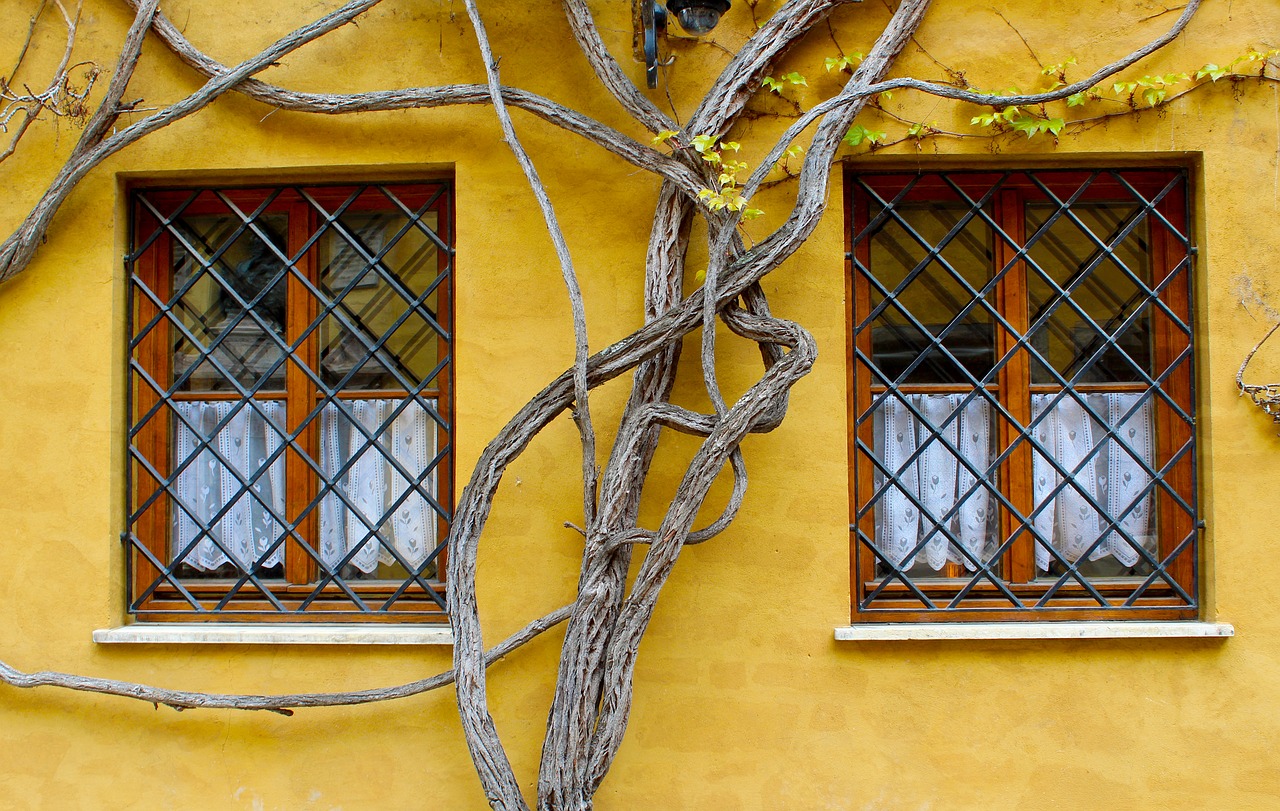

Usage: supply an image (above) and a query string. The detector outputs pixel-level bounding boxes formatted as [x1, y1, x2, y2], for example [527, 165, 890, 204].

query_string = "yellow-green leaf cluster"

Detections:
[690, 134, 760, 218]
[1112, 73, 1190, 107]
[761, 71, 807, 94]
[824, 53, 863, 74]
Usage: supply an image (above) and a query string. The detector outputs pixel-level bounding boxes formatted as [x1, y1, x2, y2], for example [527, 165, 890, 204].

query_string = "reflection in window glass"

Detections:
[869, 203, 995, 385]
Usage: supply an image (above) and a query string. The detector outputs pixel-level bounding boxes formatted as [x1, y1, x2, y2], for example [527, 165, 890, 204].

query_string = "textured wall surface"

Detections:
[0, 0, 1278, 808]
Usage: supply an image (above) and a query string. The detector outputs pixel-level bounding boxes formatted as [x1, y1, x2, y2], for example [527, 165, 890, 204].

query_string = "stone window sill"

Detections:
[93, 623, 453, 646]
[834, 621, 1234, 642]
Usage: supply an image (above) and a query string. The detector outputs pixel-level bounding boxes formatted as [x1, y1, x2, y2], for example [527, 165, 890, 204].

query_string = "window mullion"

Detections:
[285, 196, 319, 586]
[433, 193, 455, 583]
[133, 215, 174, 606]
[1150, 180, 1196, 595]
[995, 187, 1036, 585]
[849, 189, 878, 606]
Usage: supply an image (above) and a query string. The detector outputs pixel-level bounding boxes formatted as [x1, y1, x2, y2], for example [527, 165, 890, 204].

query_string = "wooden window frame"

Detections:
[845, 168, 1198, 623]
[127, 181, 454, 623]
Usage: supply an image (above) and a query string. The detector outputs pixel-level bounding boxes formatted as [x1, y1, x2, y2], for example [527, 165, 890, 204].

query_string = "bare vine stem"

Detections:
[0, 605, 571, 715]
[876, 0, 1202, 107]
[559, 0, 675, 135]
[462, 0, 598, 527]
[119, 0, 705, 200]
[7, 0, 52, 82]
[452, 0, 600, 805]
[0, 0, 384, 284]
[68, 0, 152, 164]
[1237, 320, 1280, 419]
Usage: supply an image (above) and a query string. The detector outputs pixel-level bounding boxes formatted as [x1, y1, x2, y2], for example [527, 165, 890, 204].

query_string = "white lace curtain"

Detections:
[173, 400, 285, 571]
[319, 398, 437, 573]
[875, 392, 1154, 572]
[1029, 392, 1154, 570]
[172, 398, 438, 574]
[878, 394, 993, 571]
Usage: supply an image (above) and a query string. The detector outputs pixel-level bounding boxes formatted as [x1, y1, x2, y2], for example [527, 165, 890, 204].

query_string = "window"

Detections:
[127, 182, 453, 621]
[846, 169, 1197, 621]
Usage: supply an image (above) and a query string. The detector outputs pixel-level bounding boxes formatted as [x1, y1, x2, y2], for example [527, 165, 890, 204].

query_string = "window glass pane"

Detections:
[316, 397, 442, 583]
[869, 392, 999, 580]
[130, 184, 453, 619]
[318, 211, 443, 391]
[171, 213, 289, 392]
[169, 399, 288, 580]
[1025, 202, 1153, 384]
[868, 203, 995, 385]
[1027, 392, 1157, 579]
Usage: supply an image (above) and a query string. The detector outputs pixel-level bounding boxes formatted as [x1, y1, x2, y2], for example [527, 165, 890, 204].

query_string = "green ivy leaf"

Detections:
[1041, 57, 1078, 76]
[690, 134, 718, 152]
[1009, 115, 1040, 136]
[1196, 63, 1227, 81]
[843, 124, 886, 147]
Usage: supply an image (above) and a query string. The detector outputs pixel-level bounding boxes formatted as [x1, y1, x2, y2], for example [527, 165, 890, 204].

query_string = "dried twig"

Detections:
[7, 0, 52, 83]
[0, 0, 91, 165]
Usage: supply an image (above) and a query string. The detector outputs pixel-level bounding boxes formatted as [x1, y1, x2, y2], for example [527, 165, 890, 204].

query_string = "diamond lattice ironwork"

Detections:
[126, 182, 454, 620]
[847, 169, 1198, 619]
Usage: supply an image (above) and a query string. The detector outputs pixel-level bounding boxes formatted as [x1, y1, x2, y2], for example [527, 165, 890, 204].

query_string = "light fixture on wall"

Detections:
[666, 0, 731, 34]
[638, 0, 732, 88]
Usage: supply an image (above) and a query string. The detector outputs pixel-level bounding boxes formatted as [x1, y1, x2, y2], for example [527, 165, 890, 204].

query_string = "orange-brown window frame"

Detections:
[127, 182, 454, 623]
[845, 168, 1198, 623]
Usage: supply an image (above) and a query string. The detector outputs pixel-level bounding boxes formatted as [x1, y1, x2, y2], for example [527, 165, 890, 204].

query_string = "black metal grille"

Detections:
[126, 182, 453, 620]
[848, 169, 1197, 618]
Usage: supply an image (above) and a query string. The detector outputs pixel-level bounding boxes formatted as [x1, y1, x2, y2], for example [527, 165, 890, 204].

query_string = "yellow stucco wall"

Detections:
[1, 0, 1278, 808]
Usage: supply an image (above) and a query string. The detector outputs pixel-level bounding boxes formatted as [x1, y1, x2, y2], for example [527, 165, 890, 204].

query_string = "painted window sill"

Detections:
[834, 621, 1234, 641]
[93, 623, 453, 646]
